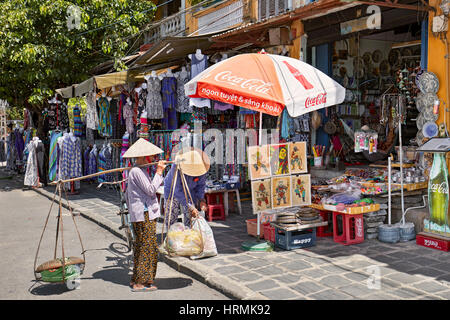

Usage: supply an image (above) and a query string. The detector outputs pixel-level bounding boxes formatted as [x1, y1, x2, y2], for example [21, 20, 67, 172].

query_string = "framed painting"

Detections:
[291, 174, 311, 206]
[248, 145, 271, 180]
[271, 176, 291, 209]
[251, 178, 272, 212]
[269, 143, 290, 176]
[290, 142, 308, 174]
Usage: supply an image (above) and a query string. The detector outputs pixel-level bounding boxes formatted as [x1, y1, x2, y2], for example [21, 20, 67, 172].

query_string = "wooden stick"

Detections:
[49, 160, 175, 185]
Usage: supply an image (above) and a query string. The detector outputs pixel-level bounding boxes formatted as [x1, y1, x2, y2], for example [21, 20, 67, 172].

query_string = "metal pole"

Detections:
[388, 156, 392, 225]
[399, 116, 405, 225]
[257, 111, 263, 241]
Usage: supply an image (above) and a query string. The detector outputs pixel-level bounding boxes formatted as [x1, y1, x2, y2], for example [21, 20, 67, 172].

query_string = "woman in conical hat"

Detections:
[163, 147, 211, 229]
[123, 138, 166, 292]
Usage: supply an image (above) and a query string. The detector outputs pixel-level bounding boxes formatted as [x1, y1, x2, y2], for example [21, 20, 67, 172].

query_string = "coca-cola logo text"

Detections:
[212, 71, 273, 94]
[430, 182, 449, 194]
[305, 93, 327, 108]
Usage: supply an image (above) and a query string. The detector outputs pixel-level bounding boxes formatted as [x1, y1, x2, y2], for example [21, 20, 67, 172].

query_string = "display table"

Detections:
[156, 187, 242, 217]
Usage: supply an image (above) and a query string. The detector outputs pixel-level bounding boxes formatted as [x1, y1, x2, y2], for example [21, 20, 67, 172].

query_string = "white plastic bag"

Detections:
[164, 223, 203, 257]
[190, 216, 218, 260]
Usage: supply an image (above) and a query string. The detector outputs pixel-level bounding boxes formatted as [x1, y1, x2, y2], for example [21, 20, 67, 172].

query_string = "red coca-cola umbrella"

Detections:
[185, 52, 345, 118]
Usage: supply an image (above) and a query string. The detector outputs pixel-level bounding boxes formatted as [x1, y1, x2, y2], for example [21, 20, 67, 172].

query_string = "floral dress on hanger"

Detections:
[176, 72, 192, 113]
[146, 77, 164, 119]
[97, 97, 112, 137]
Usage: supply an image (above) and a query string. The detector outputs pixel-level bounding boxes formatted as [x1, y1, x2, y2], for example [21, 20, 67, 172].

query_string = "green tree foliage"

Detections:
[0, 0, 156, 113]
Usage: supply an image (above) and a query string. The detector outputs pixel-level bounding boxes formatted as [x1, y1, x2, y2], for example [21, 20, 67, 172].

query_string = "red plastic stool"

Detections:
[332, 212, 364, 245]
[206, 193, 224, 205]
[206, 204, 226, 222]
[317, 210, 333, 237]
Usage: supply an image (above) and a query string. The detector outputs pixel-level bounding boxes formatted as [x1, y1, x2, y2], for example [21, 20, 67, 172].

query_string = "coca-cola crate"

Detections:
[263, 224, 275, 243]
[416, 233, 450, 252]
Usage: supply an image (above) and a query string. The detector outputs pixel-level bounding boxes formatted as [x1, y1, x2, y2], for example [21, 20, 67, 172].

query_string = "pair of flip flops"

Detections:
[130, 284, 157, 292]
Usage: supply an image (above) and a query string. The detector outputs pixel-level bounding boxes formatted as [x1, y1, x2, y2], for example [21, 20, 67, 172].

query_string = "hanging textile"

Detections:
[161, 77, 178, 130]
[176, 72, 192, 113]
[36, 140, 48, 186]
[189, 54, 211, 109]
[146, 77, 164, 119]
[103, 144, 114, 182]
[97, 97, 113, 137]
[139, 113, 149, 140]
[83, 145, 91, 177]
[61, 134, 82, 182]
[88, 145, 98, 182]
[73, 105, 84, 137]
[97, 145, 107, 183]
[281, 108, 290, 140]
[0, 138, 5, 162]
[123, 100, 135, 134]
[6, 131, 16, 171]
[14, 129, 24, 168]
[48, 130, 62, 182]
[85, 91, 99, 130]
[24, 139, 39, 187]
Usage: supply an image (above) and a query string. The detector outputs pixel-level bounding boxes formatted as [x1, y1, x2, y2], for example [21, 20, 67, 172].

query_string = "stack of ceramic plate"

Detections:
[296, 209, 322, 225]
[276, 212, 298, 226]
[415, 70, 440, 145]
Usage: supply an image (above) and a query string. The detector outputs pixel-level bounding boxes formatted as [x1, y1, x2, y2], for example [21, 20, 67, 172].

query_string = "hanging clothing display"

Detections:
[104, 144, 114, 182]
[73, 105, 84, 137]
[214, 101, 234, 111]
[161, 76, 178, 130]
[6, 132, 16, 171]
[97, 145, 107, 183]
[97, 97, 113, 137]
[14, 128, 24, 168]
[83, 145, 91, 177]
[85, 91, 99, 130]
[146, 77, 164, 119]
[48, 130, 62, 182]
[123, 99, 135, 135]
[60, 134, 82, 186]
[87, 145, 98, 182]
[0, 139, 5, 162]
[24, 138, 40, 187]
[176, 72, 192, 113]
[189, 53, 211, 109]
[139, 112, 149, 140]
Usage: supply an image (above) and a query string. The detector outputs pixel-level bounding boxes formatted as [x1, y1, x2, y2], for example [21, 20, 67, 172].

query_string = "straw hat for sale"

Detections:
[122, 138, 164, 158]
[175, 148, 211, 176]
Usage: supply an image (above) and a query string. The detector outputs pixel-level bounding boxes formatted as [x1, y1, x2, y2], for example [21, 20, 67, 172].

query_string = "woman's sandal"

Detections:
[131, 285, 157, 292]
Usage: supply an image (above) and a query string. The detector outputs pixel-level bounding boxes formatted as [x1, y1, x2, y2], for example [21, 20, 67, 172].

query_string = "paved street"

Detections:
[2, 169, 450, 300]
[0, 172, 228, 300]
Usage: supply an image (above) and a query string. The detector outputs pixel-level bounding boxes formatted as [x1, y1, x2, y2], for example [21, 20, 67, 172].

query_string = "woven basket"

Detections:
[36, 257, 85, 273]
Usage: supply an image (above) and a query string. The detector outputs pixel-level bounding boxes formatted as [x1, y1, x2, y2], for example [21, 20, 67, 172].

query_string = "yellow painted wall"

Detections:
[429, 0, 450, 131]
[428, 0, 450, 167]
[290, 19, 304, 59]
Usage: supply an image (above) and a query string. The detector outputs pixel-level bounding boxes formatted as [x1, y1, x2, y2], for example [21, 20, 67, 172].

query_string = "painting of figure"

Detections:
[290, 142, 307, 174]
[291, 174, 311, 206]
[248, 145, 271, 180]
[251, 179, 272, 212]
[269, 144, 290, 176]
[271, 176, 291, 209]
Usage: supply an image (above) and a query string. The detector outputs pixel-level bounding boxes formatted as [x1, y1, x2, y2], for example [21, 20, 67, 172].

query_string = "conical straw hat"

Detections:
[175, 148, 210, 176]
[122, 138, 163, 158]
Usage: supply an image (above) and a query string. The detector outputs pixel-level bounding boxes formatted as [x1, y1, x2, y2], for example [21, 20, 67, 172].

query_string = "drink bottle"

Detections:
[428, 152, 449, 227]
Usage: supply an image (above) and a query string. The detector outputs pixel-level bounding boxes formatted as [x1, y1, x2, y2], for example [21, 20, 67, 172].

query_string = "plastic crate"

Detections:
[263, 224, 275, 243]
[274, 227, 316, 250]
[317, 210, 333, 237]
[246, 219, 266, 239]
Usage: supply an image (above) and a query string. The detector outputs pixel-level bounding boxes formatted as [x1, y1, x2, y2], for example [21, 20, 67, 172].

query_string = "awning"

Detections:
[131, 33, 223, 67]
